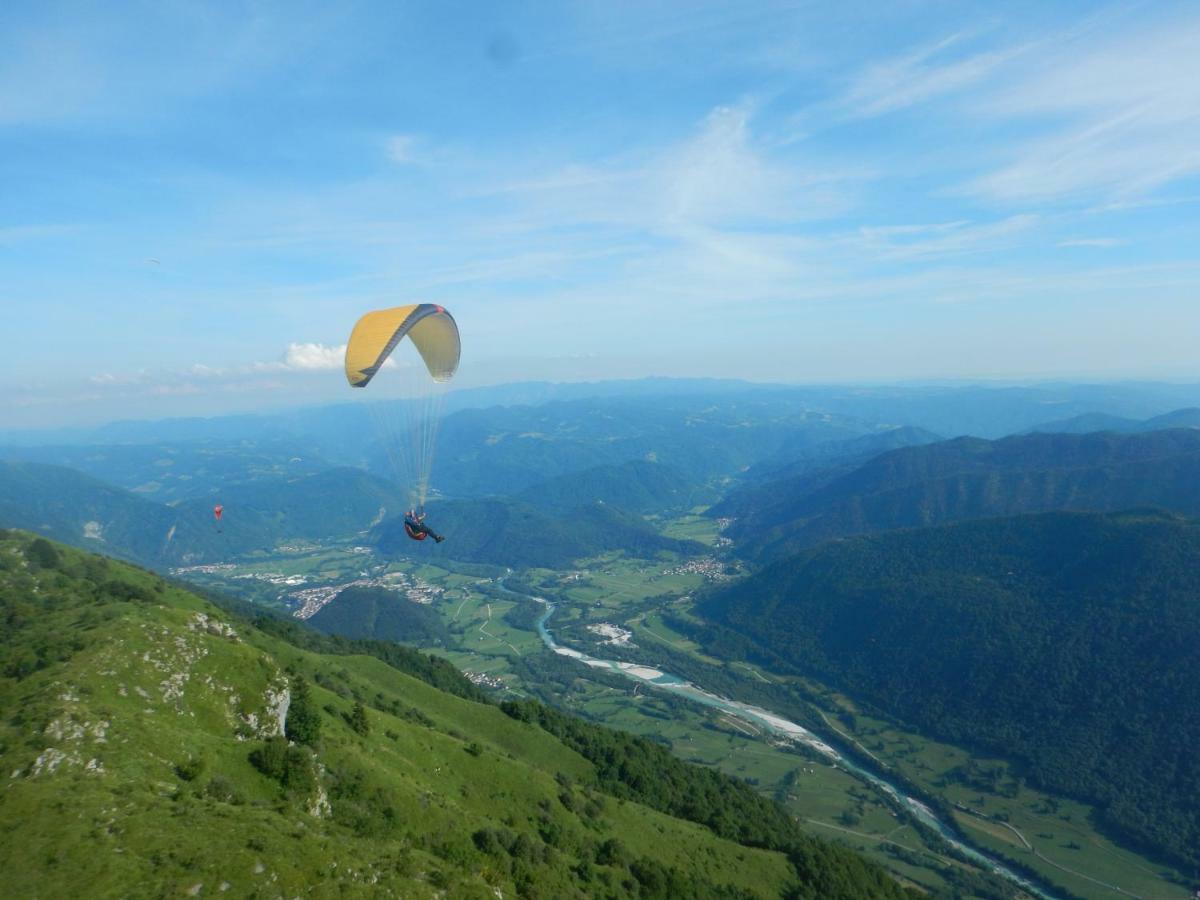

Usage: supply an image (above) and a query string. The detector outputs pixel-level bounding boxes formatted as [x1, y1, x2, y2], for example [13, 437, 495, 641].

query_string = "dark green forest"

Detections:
[699, 510, 1200, 869]
[500, 699, 908, 899]
[308, 585, 450, 646]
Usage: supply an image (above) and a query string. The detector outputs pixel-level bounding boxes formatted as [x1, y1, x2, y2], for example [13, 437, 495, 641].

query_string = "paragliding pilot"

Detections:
[404, 509, 445, 543]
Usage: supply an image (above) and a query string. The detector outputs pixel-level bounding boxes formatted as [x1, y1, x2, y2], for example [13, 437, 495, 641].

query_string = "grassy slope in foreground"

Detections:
[0, 532, 907, 899]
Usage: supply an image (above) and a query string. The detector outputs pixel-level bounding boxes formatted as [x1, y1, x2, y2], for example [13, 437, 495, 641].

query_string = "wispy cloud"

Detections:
[855, 215, 1039, 261]
[840, 32, 1026, 118]
[89, 342, 351, 394]
[1056, 238, 1122, 248]
[969, 11, 1200, 203]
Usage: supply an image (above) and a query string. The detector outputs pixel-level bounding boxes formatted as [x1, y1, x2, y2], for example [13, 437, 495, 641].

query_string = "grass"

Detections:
[1, 536, 804, 899]
[658, 514, 722, 546]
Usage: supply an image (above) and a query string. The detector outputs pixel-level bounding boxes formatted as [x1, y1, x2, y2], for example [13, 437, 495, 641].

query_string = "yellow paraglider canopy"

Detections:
[344, 302, 461, 509]
[344, 303, 460, 388]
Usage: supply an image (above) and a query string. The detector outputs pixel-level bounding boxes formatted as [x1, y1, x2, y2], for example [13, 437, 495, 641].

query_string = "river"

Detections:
[504, 582, 1057, 900]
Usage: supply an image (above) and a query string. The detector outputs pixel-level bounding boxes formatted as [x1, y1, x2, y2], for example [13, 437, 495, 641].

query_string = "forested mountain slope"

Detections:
[0, 462, 408, 567]
[721, 429, 1200, 560]
[518, 459, 710, 515]
[1026, 406, 1200, 435]
[0, 531, 907, 898]
[428, 397, 876, 497]
[715, 427, 941, 521]
[699, 510, 1200, 869]
[308, 585, 450, 646]
[0, 439, 332, 502]
[373, 499, 703, 568]
[0, 460, 246, 564]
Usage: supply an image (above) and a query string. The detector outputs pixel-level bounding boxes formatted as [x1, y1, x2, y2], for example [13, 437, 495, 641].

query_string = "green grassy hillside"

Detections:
[0, 531, 908, 898]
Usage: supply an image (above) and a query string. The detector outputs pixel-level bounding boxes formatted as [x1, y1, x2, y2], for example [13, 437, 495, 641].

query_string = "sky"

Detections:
[3, 0, 1199, 428]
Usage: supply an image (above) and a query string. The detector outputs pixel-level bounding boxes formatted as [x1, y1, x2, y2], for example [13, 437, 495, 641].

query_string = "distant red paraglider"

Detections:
[213, 504, 224, 533]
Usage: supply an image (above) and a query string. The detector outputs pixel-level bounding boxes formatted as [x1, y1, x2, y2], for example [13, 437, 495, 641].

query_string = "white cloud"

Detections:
[188, 363, 227, 378]
[661, 104, 798, 226]
[280, 342, 347, 371]
[451, 103, 856, 304]
[89, 371, 149, 386]
[84, 343, 350, 396]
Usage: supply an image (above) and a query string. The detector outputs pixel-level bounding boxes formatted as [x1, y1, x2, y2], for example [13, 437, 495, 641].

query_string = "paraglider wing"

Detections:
[344, 304, 460, 388]
[213, 505, 223, 521]
[345, 303, 460, 511]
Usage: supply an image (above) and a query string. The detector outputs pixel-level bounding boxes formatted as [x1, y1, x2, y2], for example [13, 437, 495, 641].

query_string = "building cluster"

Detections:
[464, 671, 506, 690]
[170, 563, 237, 576]
[662, 556, 730, 580]
[275, 542, 320, 554]
[400, 577, 444, 605]
[233, 571, 308, 587]
[288, 569, 443, 619]
[586, 623, 634, 647]
[290, 581, 370, 619]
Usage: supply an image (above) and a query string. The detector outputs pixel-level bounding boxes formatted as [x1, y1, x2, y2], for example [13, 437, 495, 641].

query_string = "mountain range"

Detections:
[716, 429, 1200, 561]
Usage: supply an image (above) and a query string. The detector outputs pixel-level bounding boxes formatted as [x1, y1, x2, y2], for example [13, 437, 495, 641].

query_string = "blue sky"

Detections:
[3, 0, 1199, 427]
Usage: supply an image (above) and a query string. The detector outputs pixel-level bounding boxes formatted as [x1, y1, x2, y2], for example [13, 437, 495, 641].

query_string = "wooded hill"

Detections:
[308, 585, 451, 646]
[517, 459, 711, 515]
[1025, 406, 1200, 435]
[372, 498, 704, 569]
[715, 429, 1200, 561]
[698, 509, 1200, 869]
[0, 461, 408, 567]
